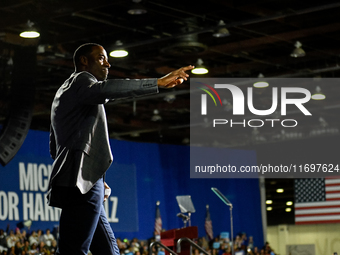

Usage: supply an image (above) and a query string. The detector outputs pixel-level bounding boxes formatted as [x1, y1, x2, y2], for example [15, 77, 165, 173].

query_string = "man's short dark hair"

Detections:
[73, 43, 102, 67]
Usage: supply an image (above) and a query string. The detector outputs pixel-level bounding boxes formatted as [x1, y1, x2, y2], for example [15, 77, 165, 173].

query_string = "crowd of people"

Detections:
[0, 228, 56, 255]
[194, 233, 276, 255]
[117, 232, 276, 255]
[0, 227, 275, 255]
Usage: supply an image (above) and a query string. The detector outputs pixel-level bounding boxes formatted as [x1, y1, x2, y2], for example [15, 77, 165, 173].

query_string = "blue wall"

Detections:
[0, 130, 263, 247]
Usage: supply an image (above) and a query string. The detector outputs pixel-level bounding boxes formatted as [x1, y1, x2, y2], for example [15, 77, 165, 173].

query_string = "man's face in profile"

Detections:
[86, 45, 111, 81]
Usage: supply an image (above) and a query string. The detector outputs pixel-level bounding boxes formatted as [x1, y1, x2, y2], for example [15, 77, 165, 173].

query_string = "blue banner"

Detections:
[0, 130, 264, 248]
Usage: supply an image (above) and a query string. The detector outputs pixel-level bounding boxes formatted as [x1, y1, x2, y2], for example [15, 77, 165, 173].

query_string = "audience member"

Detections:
[6, 231, 18, 249]
[7, 246, 15, 255]
[234, 235, 242, 251]
[28, 232, 38, 247]
[264, 242, 275, 255]
[0, 230, 7, 253]
[15, 229, 23, 245]
[42, 230, 54, 247]
[36, 231, 44, 245]
[14, 241, 23, 255]
[239, 232, 247, 250]
[38, 241, 48, 255]
[253, 246, 260, 255]
[21, 241, 30, 255]
[48, 240, 57, 255]
[247, 236, 254, 250]
[21, 231, 28, 244]
[218, 243, 227, 255]
[198, 237, 209, 251]
[27, 243, 38, 255]
[222, 246, 232, 255]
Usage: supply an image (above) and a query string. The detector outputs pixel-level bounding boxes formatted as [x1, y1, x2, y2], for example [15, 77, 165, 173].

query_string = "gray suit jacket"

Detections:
[47, 71, 158, 207]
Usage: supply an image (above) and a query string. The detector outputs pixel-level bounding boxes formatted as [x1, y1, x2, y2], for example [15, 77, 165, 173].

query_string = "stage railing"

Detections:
[149, 241, 178, 255]
[176, 237, 209, 255]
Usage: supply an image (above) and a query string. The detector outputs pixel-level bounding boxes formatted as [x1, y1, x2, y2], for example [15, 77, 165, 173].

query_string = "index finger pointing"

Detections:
[182, 65, 195, 71]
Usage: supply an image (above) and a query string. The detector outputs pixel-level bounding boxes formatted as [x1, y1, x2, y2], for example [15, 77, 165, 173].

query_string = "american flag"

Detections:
[154, 202, 162, 236]
[205, 205, 214, 240]
[295, 177, 340, 224]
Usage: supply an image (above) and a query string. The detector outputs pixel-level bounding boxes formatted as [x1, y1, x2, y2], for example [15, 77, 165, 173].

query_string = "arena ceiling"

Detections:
[1, 0, 340, 225]
[1, 0, 340, 145]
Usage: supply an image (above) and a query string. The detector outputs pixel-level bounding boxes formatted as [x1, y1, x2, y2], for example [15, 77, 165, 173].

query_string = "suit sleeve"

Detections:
[73, 72, 159, 105]
[49, 125, 56, 160]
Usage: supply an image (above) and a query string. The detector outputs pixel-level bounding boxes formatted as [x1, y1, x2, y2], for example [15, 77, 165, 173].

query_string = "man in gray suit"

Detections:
[47, 43, 194, 255]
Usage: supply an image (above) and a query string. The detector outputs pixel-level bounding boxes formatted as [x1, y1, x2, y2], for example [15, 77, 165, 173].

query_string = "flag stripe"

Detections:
[205, 206, 213, 240]
[326, 191, 340, 194]
[296, 219, 340, 225]
[295, 205, 340, 210]
[325, 179, 340, 184]
[325, 186, 340, 191]
[296, 212, 340, 217]
[296, 214, 340, 222]
[325, 198, 340, 201]
[295, 207, 340, 214]
[326, 193, 340, 199]
[154, 205, 162, 236]
[295, 200, 340, 208]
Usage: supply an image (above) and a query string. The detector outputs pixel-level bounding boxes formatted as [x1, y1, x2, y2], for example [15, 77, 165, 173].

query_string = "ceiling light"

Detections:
[128, 0, 147, 15]
[312, 94, 325, 100]
[20, 31, 40, 38]
[253, 82, 269, 88]
[213, 20, 230, 38]
[266, 207, 273, 211]
[130, 132, 140, 137]
[290, 41, 305, 58]
[266, 200, 273, 204]
[7, 57, 13, 66]
[110, 50, 128, 58]
[276, 188, 284, 193]
[182, 138, 190, 144]
[192, 58, 208, 74]
[151, 109, 162, 121]
[164, 94, 176, 103]
[110, 40, 129, 58]
[20, 20, 40, 38]
[286, 201, 293, 206]
[285, 208, 292, 212]
[311, 86, 326, 100]
[37, 45, 46, 54]
[319, 117, 328, 128]
[253, 73, 269, 88]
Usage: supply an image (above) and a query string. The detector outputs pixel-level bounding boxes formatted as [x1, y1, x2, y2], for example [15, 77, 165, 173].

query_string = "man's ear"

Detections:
[79, 55, 88, 66]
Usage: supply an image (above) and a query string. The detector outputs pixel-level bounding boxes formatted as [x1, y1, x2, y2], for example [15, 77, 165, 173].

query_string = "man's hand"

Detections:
[104, 182, 111, 202]
[157, 65, 194, 88]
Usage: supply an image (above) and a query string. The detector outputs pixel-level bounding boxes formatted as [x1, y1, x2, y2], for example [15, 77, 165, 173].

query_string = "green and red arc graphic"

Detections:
[199, 82, 222, 106]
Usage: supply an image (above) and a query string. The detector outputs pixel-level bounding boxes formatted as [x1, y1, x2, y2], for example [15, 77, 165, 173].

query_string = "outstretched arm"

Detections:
[157, 65, 195, 88]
